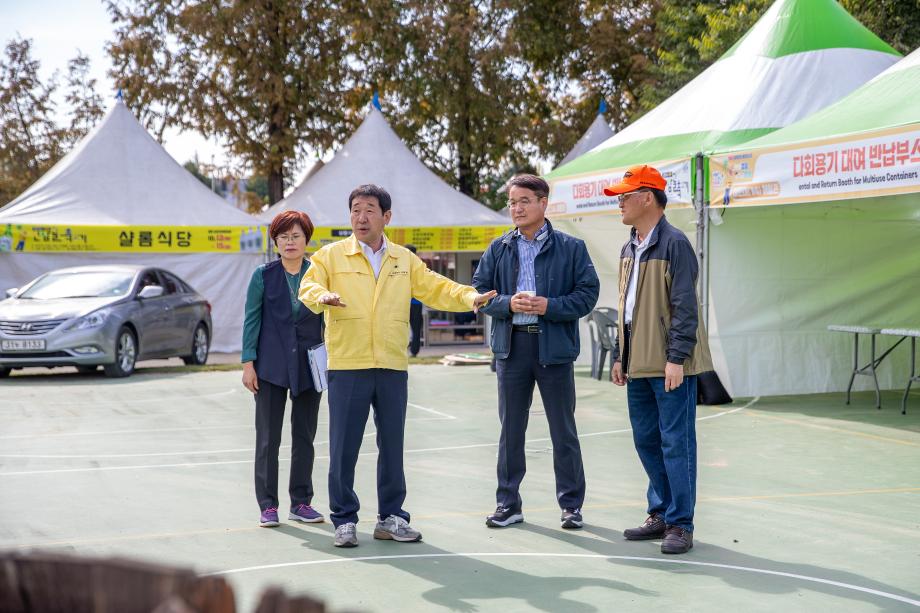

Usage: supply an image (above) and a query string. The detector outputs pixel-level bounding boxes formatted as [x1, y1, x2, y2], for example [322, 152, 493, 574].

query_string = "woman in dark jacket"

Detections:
[242, 211, 324, 527]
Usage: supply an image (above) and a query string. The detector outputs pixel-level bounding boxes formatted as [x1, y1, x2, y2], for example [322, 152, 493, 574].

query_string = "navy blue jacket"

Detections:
[256, 259, 323, 396]
[473, 220, 599, 365]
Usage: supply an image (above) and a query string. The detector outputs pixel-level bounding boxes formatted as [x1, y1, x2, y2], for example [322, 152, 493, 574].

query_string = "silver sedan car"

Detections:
[0, 265, 212, 378]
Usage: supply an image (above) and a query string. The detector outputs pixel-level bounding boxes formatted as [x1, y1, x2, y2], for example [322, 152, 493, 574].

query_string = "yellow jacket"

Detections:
[299, 235, 479, 371]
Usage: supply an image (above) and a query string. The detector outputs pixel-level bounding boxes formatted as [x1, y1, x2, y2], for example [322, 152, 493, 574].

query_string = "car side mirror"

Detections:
[5, 288, 18, 298]
[138, 285, 164, 299]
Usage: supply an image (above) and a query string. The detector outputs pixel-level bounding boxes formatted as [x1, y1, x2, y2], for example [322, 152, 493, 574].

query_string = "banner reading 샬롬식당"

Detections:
[709, 124, 920, 208]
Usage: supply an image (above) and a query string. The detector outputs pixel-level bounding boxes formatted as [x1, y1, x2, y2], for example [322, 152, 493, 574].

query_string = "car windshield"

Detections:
[18, 271, 135, 299]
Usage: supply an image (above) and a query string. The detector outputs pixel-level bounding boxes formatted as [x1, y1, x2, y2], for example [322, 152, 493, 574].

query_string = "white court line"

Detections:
[204, 552, 920, 607]
[0, 432, 378, 459]
[0, 402, 454, 442]
[0, 399, 759, 476]
[408, 402, 457, 420]
[0, 389, 239, 409]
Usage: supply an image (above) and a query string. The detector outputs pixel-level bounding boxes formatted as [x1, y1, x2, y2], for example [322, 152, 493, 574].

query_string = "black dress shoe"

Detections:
[661, 525, 693, 554]
[486, 505, 523, 528]
[623, 513, 666, 540]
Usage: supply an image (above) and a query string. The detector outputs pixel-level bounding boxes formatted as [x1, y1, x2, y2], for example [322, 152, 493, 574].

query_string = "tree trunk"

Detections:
[267, 108, 285, 204]
[268, 169, 284, 205]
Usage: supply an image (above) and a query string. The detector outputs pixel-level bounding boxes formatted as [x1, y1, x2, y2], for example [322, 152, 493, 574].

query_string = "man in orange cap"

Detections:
[604, 165, 713, 554]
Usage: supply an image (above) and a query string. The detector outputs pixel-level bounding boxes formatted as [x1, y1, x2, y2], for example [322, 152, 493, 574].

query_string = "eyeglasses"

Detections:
[276, 234, 303, 244]
[616, 190, 650, 205]
[506, 197, 542, 209]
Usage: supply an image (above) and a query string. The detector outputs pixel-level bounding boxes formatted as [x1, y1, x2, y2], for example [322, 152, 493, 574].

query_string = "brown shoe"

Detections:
[661, 525, 693, 554]
[623, 513, 666, 540]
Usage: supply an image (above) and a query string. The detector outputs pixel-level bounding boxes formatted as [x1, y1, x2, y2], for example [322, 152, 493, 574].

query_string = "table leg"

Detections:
[846, 332, 858, 405]
[871, 333, 881, 409]
[903, 337, 916, 416]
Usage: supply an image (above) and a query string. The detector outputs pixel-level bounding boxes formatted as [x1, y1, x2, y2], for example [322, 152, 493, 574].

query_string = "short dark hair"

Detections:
[269, 210, 315, 243]
[404, 244, 417, 254]
[348, 184, 392, 213]
[508, 174, 549, 199]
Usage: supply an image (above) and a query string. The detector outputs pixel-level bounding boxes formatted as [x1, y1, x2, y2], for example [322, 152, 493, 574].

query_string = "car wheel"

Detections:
[76, 365, 99, 375]
[104, 327, 137, 378]
[182, 323, 209, 366]
[0, 367, 10, 378]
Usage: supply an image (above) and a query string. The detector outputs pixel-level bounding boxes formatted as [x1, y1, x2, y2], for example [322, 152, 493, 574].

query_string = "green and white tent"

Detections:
[543, 0, 900, 367]
[547, 0, 899, 211]
[702, 48, 920, 397]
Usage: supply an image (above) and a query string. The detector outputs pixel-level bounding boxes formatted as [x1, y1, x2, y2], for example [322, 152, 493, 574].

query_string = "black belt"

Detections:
[512, 324, 541, 334]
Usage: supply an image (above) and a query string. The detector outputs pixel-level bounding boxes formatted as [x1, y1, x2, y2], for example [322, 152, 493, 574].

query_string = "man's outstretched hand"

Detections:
[318, 292, 346, 307]
[473, 290, 497, 313]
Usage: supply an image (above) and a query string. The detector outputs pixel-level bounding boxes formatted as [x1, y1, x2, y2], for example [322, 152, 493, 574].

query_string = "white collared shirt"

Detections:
[624, 227, 655, 325]
[358, 236, 387, 279]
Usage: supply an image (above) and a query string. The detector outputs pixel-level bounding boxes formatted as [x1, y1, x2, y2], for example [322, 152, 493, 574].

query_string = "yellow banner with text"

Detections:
[0, 224, 268, 253]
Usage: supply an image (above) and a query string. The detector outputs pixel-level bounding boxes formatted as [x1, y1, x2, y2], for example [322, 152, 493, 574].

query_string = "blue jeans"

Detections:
[626, 375, 698, 532]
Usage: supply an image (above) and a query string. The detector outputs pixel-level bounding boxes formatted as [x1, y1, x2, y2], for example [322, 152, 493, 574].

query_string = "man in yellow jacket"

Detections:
[299, 184, 496, 548]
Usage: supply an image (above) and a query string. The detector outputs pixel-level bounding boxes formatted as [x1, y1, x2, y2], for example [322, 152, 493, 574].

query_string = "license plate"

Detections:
[1, 339, 46, 351]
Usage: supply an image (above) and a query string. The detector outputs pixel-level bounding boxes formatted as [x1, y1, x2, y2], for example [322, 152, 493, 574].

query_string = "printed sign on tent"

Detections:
[546, 158, 693, 218]
[303, 226, 512, 253]
[709, 124, 920, 208]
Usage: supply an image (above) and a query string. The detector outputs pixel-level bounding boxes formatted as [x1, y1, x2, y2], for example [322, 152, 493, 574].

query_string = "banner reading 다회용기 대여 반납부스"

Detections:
[546, 158, 693, 218]
[0, 225, 268, 253]
[709, 124, 920, 208]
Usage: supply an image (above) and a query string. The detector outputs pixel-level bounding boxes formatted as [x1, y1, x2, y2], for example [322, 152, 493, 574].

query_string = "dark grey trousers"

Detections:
[495, 329, 586, 511]
[254, 378, 321, 511]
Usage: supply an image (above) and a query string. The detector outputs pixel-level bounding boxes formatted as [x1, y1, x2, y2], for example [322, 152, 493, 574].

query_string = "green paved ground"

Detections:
[1, 366, 918, 612]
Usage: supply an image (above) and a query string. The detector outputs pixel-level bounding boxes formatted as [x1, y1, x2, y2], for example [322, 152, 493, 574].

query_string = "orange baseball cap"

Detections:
[602, 164, 667, 196]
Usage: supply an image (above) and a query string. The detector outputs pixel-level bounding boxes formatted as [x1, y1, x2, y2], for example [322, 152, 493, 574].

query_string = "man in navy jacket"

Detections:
[473, 174, 600, 530]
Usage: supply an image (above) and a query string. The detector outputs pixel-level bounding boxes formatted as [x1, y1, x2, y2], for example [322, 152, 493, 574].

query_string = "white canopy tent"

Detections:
[0, 100, 265, 352]
[557, 111, 616, 169]
[263, 106, 507, 229]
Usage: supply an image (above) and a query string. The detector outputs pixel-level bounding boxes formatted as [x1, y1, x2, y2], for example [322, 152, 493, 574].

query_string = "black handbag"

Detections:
[697, 370, 732, 405]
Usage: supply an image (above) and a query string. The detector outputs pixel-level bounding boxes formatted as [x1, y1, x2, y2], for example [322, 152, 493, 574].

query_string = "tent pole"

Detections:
[694, 152, 709, 325]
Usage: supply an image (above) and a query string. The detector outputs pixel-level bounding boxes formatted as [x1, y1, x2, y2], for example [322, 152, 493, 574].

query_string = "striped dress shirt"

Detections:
[512, 222, 549, 325]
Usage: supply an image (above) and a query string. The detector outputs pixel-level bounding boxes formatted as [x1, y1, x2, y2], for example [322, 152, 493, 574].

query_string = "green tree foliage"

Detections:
[351, 0, 535, 198]
[64, 52, 106, 146]
[514, 0, 657, 166]
[0, 38, 104, 206]
[641, 0, 770, 113]
[106, 0, 359, 204]
[842, 0, 920, 55]
[183, 160, 211, 188]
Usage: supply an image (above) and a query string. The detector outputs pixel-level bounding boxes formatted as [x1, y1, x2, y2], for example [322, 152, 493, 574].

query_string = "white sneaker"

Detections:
[373, 515, 422, 542]
[334, 522, 358, 547]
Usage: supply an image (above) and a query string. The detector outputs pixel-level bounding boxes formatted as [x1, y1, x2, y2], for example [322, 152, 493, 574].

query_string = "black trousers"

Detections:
[254, 378, 322, 511]
[495, 329, 586, 511]
[327, 369, 409, 527]
[409, 302, 423, 356]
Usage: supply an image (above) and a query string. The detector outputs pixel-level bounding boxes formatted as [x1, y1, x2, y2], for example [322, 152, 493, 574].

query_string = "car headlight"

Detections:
[69, 308, 113, 331]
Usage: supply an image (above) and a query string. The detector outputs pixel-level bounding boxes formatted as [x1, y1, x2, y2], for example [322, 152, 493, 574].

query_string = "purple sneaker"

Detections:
[260, 507, 280, 527]
[289, 503, 324, 523]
